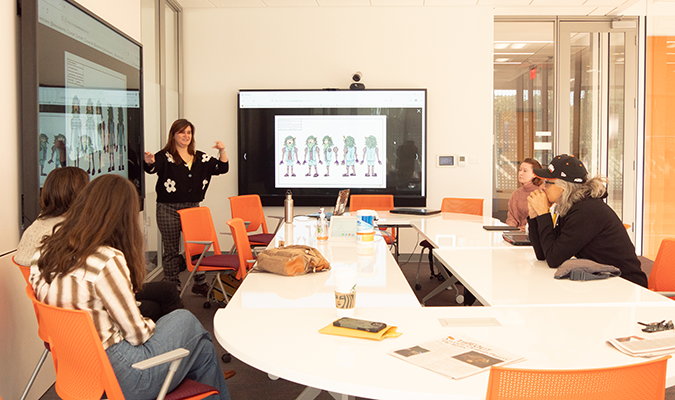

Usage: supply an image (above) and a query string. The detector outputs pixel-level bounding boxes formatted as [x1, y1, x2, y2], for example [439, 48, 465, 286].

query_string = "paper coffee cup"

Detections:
[334, 269, 357, 317]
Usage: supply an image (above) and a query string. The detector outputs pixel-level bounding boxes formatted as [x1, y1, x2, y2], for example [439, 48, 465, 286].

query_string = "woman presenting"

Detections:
[144, 119, 229, 295]
[527, 154, 647, 287]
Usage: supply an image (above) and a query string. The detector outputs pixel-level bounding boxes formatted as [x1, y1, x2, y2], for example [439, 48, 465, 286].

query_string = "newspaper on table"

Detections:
[389, 334, 525, 379]
[607, 330, 675, 358]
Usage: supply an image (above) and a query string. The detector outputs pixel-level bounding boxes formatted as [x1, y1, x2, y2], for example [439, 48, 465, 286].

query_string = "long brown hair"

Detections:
[161, 118, 195, 164]
[39, 167, 89, 219]
[521, 158, 543, 187]
[37, 175, 146, 291]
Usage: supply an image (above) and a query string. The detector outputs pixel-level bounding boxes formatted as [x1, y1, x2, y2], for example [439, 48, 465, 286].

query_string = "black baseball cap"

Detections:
[534, 154, 587, 183]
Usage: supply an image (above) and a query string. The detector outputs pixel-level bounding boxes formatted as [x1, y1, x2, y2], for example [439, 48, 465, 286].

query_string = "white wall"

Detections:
[0, 1, 141, 399]
[181, 6, 494, 252]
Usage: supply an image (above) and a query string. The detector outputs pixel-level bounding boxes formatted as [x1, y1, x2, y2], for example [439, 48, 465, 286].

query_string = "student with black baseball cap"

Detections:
[526, 154, 647, 287]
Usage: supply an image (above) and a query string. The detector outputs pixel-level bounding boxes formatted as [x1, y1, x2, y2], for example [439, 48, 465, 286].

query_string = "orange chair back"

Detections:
[27, 286, 126, 400]
[441, 198, 484, 216]
[16, 257, 51, 344]
[349, 194, 394, 212]
[486, 355, 670, 400]
[648, 238, 675, 294]
[227, 218, 255, 280]
[229, 194, 269, 234]
[177, 207, 222, 272]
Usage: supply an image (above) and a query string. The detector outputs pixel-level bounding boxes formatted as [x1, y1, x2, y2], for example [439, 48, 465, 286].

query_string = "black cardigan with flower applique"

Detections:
[143, 150, 229, 203]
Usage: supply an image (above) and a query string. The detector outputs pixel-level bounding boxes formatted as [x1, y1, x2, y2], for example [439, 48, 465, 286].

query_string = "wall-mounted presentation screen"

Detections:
[20, 0, 144, 226]
[238, 90, 427, 207]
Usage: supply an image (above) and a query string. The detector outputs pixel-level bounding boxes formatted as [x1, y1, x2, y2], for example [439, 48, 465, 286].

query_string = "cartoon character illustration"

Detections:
[106, 106, 115, 171]
[322, 135, 339, 177]
[116, 107, 126, 170]
[77, 131, 93, 169]
[95, 102, 105, 173]
[342, 135, 358, 177]
[49, 134, 67, 168]
[360, 135, 381, 177]
[279, 135, 300, 177]
[303, 135, 321, 177]
[84, 99, 96, 175]
[38, 133, 49, 176]
[69, 96, 82, 167]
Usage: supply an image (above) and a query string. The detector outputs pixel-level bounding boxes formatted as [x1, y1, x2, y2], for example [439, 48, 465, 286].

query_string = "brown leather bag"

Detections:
[255, 245, 331, 276]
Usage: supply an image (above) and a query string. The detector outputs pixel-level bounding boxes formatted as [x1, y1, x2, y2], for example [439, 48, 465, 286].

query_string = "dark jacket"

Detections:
[144, 150, 229, 203]
[528, 194, 647, 288]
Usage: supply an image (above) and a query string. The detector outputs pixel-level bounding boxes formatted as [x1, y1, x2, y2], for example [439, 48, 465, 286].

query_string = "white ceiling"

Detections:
[174, 0, 643, 16]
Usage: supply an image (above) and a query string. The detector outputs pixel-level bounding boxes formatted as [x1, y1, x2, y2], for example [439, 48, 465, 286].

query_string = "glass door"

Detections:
[557, 21, 638, 239]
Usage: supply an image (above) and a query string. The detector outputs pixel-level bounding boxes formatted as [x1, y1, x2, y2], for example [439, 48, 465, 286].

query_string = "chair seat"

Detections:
[196, 254, 240, 271]
[248, 233, 275, 246]
[164, 378, 218, 400]
[419, 239, 432, 249]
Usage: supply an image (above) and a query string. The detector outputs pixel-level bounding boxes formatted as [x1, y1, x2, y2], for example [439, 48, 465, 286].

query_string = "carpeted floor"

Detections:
[38, 254, 674, 400]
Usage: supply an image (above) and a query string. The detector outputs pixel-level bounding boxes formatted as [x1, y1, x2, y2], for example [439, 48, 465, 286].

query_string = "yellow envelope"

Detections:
[319, 323, 402, 341]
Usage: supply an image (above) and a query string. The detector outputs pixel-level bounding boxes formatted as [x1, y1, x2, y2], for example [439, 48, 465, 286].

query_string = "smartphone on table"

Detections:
[332, 317, 387, 333]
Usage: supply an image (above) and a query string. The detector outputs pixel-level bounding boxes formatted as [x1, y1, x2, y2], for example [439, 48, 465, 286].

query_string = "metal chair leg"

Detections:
[20, 347, 50, 400]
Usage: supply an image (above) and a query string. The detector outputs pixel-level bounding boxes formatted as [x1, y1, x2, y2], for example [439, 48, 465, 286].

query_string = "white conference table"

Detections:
[214, 213, 675, 399]
[235, 218, 420, 310]
[215, 303, 675, 399]
[434, 246, 672, 307]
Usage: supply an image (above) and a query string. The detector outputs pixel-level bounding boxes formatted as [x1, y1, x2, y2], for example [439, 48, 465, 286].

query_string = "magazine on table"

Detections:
[389, 334, 525, 379]
[607, 330, 675, 357]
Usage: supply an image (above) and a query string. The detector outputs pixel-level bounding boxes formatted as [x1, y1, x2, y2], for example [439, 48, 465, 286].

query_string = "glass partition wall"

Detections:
[493, 18, 639, 244]
[493, 20, 554, 223]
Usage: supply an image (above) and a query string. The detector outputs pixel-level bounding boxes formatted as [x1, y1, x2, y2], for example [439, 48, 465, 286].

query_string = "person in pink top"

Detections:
[506, 158, 543, 231]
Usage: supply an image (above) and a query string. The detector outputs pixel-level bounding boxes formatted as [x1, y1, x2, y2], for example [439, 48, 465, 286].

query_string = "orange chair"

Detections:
[229, 194, 283, 252]
[349, 194, 398, 259]
[13, 257, 51, 400]
[648, 237, 675, 300]
[177, 207, 244, 307]
[227, 218, 258, 276]
[26, 286, 218, 400]
[416, 198, 484, 304]
[486, 355, 670, 400]
[441, 197, 484, 215]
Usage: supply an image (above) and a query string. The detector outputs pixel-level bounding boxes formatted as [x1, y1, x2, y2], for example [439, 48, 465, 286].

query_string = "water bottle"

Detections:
[284, 190, 294, 223]
[317, 208, 328, 242]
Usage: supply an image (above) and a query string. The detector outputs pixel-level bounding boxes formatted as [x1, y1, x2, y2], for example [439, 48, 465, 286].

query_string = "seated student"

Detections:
[527, 154, 647, 287]
[17, 167, 181, 322]
[31, 174, 232, 400]
[505, 157, 543, 231]
[15, 167, 89, 266]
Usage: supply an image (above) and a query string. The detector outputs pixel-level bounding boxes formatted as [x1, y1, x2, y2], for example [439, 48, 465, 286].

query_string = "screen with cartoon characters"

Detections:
[238, 90, 426, 207]
[21, 0, 144, 225]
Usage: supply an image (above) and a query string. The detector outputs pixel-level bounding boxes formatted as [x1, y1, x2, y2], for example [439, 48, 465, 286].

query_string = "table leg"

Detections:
[295, 387, 354, 400]
[421, 258, 458, 305]
[296, 386, 321, 400]
[329, 392, 355, 400]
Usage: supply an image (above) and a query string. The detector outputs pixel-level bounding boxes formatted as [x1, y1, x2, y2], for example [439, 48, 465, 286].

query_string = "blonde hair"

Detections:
[554, 175, 607, 216]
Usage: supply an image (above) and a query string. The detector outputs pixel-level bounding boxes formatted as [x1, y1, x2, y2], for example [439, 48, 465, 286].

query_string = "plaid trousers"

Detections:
[156, 202, 205, 285]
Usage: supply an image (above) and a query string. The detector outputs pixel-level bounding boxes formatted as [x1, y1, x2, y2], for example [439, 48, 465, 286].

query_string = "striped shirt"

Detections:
[30, 246, 155, 349]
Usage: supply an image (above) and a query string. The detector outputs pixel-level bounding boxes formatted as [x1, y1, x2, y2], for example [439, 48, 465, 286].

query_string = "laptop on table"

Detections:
[389, 208, 441, 216]
[308, 189, 350, 220]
